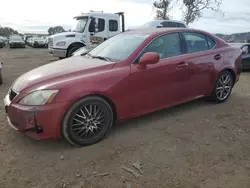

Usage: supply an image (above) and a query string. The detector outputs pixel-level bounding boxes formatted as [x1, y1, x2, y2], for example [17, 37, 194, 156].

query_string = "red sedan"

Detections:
[4, 28, 242, 146]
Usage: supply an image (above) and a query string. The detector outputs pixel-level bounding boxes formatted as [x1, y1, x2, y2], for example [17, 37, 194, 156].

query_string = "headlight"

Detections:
[18, 90, 59, 106]
[56, 41, 66, 46]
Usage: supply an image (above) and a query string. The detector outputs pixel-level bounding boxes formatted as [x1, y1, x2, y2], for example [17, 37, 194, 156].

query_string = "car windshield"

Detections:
[72, 17, 88, 33]
[87, 33, 149, 62]
[11, 36, 22, 41]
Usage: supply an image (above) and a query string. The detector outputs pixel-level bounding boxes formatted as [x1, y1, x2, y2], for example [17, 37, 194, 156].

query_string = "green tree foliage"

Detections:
[153, 0, 171, 20]
[0, 27, 18, 37]
[48, 26, 66, 35]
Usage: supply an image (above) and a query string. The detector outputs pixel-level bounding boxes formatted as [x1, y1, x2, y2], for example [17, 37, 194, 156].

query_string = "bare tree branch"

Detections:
[153, 0, 172, 20]
[182, 0, 224, 25]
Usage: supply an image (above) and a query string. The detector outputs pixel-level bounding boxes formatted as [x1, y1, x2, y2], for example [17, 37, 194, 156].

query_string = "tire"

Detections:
[67, 46, 80, 57]
[62, 96, 114, 146]
[208, 70, 234, 103]
[0, 72, 2, 85]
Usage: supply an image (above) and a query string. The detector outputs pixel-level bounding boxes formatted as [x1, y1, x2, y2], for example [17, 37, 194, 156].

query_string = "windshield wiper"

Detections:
[90, 55, 112, 62]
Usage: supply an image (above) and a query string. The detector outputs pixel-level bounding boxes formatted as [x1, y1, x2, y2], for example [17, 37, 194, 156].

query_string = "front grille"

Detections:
[9, 89, 17, 101]
[48, 38, 53, 47]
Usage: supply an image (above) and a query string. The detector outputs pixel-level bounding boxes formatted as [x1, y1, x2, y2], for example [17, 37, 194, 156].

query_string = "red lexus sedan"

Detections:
[4, 28, 242, 146]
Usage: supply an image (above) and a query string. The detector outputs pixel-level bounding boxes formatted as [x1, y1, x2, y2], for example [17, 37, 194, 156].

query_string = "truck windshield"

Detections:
[72, 17, 88, 33]
[88, 33, 149, 62]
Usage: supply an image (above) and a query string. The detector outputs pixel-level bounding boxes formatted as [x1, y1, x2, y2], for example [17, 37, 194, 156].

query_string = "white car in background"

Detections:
[0, 37, 5, 48]
[31, 37, 47, 48]
[140, 20, 187, 29]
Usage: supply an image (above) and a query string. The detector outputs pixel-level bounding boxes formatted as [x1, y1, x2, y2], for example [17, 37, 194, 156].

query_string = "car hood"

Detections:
[50, 32, 78, 38]
[12, 56, 115, 92]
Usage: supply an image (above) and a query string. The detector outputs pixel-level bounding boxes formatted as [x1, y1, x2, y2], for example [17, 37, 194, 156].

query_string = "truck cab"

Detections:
[48, 11, 125, 59]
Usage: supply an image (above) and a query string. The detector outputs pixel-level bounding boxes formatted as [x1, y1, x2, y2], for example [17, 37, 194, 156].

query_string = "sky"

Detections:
[0, 0, 250, 35]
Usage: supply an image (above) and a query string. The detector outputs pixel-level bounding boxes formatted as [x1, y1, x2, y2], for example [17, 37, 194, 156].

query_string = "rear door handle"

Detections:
[176, 62, 188, 69]
[214, 54, 222, 60]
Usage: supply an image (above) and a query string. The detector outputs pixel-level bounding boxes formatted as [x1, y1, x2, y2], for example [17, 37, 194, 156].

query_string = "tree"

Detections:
[48, 26, 66, 35]
[0, 27, 18, 37]
[247, 40, 250, 43]
[182, 0, 224, 25]
[153, 0, 171, 20]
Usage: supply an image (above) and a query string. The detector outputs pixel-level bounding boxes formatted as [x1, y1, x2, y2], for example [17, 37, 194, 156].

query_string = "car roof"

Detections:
[124, 28, 209, 36]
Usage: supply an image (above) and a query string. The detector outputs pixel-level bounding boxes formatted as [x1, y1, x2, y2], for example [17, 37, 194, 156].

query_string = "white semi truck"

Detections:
[48, 11, 125, 59]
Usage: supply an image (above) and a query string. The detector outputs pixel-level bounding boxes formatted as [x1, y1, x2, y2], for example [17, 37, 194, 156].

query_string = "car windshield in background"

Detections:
[72, 17, 88, 32]
[140, 21, 160, 29]
[10, 37, 23, 41]
[88, 33, 149, 62]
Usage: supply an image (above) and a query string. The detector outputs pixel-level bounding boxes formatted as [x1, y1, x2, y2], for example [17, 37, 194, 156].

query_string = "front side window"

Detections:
[183, 32, 210, 53]
[109, 20, 118, 31]
[135, 32, 182, 63]
[88, 18, 105, 32]
[97, 18, 105, 32]
[88, 33, 149, 62]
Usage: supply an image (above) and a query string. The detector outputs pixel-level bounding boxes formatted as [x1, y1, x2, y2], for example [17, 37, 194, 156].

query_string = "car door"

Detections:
[241, 45, 250, 69]
[128, 32, 193, 116]
[89, 17, 107, 45]
[180, 31, 222, 98]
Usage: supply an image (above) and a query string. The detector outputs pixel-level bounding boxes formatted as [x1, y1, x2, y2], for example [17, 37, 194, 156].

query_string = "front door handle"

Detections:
[176, 62, 188, 69]
[214, 54, 222, 60]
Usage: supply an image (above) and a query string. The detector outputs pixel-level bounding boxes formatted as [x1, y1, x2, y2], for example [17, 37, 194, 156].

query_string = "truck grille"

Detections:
[48, 38, 53, 47]
[9, 89, 18, 101]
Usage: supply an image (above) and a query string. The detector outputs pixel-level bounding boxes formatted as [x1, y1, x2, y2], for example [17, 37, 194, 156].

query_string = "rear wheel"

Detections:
[62, 96, 114, 146]
[209, 70, 234, 103]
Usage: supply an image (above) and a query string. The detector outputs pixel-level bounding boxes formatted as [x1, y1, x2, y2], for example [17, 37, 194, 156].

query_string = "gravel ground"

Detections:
[0, 46, 250, 188]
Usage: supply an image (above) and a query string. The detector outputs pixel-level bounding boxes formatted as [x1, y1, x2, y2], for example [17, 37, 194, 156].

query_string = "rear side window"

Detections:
[109, 20, 118, 31]
[183, 32, 212, 53]
[176, 23, 186, 28]
[161, 21, 177, 27]
[206, 37, 215, 49]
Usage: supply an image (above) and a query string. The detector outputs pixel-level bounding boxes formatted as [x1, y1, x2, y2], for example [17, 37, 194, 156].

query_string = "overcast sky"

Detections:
[0, 0, 250, 34]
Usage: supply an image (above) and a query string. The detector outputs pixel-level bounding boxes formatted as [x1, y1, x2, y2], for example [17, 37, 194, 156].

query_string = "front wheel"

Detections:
[208, 70, 234, 103]
[62, 96, 114, 146]
[67, 46, 80, 57]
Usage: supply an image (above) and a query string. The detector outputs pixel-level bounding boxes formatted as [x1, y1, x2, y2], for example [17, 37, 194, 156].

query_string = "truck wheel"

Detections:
[67, 46, 80, 57]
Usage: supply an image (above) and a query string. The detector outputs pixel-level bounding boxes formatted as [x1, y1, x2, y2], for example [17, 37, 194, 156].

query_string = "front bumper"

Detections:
[48, 47, 67, 58]
[3, 93, 72, 140]
[34, 42, 46, 47]
[9, 43, 25, 47]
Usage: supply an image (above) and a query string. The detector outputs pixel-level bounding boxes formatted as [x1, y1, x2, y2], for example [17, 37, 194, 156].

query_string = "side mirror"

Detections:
[242, 46, 249, 54]
[156, 25, 163, 28]
[138, 52, 160, 68]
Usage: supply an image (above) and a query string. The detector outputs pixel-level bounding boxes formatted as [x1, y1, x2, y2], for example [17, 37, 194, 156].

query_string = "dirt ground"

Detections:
[0, 46, 250, 188]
